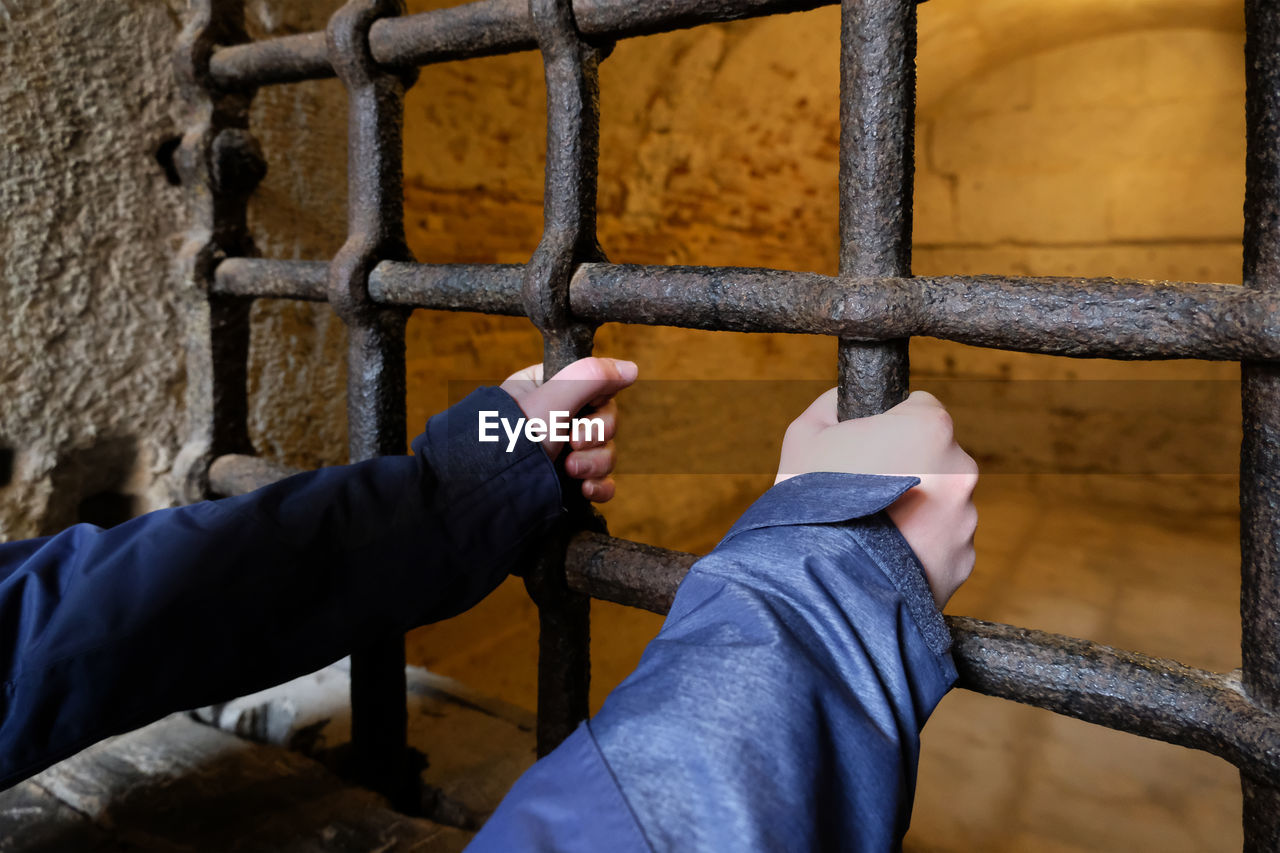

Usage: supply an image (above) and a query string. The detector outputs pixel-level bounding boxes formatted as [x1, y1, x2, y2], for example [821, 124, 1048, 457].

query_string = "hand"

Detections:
[501, 357, 639, 503]
[775, 389, 978, 609]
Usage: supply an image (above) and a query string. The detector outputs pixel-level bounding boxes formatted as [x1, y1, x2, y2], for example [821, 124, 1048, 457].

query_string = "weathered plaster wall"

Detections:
[0, 1, 188, 539]
[0, 1, 352, 539]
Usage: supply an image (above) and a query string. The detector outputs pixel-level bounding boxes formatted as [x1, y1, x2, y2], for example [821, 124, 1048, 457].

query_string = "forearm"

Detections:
[591, 522, 955, 850]
[0, 386, 561, 788]
[474, 473, 956, 852]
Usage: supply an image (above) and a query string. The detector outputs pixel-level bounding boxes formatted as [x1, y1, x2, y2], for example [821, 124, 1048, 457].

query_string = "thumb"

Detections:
[522, 357, 638, 422]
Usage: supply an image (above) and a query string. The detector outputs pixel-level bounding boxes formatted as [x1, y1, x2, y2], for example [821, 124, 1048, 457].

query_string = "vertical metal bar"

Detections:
[1241, 1, 1280, 847]
[173, 0, 264, 501]
[524, 0, 608, 756]
[836, 0, 915, 420]
[326, 0, 419, 809]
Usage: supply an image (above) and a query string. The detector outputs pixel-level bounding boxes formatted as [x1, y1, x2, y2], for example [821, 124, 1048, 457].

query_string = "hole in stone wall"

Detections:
[154, 135, 182, 186]
[41, 436, 141, 535]
[0, 447, 12, 488]
[76, 491, 137, 529]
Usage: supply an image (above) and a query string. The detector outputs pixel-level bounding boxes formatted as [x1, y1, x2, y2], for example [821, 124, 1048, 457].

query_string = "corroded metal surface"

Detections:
[208, 0, 844, 89]
[566, 531, 697, 614]
[216, 258, 329, 301]
[208, 453, 303, 496]
[214, 260, 1280, 361]
[325, 0, 418, 810]
[173, 0, 263, 503]
[521, 0, 608, 758]
[836, 0, 914, 419]
[370, 261, 527, 315]
[1242, 0, 1280, 845]
[949, 618, 1280, 791]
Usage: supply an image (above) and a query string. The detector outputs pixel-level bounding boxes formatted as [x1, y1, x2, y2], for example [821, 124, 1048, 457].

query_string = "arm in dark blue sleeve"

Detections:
[472, 473, 956, 852]
[0, 386, 562, 789]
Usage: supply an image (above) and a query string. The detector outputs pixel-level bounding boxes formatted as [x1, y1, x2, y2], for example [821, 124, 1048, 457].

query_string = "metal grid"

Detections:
[175, 0, 1280, 844]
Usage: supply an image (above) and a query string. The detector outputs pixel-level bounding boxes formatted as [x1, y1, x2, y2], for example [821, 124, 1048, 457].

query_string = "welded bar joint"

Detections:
[835, 0, 914, 419]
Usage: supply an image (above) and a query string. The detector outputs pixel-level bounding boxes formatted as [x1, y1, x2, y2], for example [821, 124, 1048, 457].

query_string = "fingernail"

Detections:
[583, 481, 596, 498]
[615, 360, 638, 382]
[567, 458, 580, 476]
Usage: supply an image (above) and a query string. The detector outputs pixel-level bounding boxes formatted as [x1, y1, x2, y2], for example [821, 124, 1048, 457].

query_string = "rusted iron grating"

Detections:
[177, 0, 1280, 844]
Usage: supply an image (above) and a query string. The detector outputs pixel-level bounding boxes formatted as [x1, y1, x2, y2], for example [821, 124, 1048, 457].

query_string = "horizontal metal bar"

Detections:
[949, 616, 1280, 788]
[215, 258, 329, 301]
[213, 258, 1280, 362]
[564, 531, 1280, 787]
[370, 261, 526, 315]
[208, 453, 304, 496]
[208, 0, 836, 89]
[566, 530, 698, 613]
[571, 264, 1279, 361]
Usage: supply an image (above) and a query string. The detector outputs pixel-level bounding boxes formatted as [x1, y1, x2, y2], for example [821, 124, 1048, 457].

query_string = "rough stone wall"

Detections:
[0, 1, 352, 540]
[0, 1, 188, 539]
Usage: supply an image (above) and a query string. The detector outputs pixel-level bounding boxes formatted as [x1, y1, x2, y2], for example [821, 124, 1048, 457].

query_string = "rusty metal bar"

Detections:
[521, 0, 609, 757]
[566, 530, 698, 613]
[947, 618, 1280, 790]
[1241, 0, 1280, 846]
[568, 266, 1276, 361]
[208, 453, 303, 495]
[172, 1, 263, 503]
[216, 258, 329, 301]
[208, 0, 840, 89]
[372, 261, 527, 315]
[212, 259, 1280, 362]
[836, 0, 913, 419]
[325, 0, 419, 810]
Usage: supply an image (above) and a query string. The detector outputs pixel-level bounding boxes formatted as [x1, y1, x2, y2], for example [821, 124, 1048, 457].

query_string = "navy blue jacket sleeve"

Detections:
[472, 473, 957, 852]
[0, 386, 562, 789]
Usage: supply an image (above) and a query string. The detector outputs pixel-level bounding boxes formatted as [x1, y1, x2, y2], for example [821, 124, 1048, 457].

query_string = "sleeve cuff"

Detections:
[412, 386, 565, 571]
[720, 472, 951, 657]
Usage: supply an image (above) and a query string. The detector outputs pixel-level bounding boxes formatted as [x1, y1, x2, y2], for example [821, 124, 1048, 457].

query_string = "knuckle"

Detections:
[930, 406, 954, 438]
[575, 357, 608, 383]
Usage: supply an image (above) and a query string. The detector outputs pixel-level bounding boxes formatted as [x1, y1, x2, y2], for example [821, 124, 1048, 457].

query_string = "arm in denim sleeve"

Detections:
[0, 386, 561, 789]
[472, 473, 956, 852]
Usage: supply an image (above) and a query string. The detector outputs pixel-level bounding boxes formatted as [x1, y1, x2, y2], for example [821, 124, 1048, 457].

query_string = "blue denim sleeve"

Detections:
[471, 473, 957, 852]
[0, 386, 562, 789]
